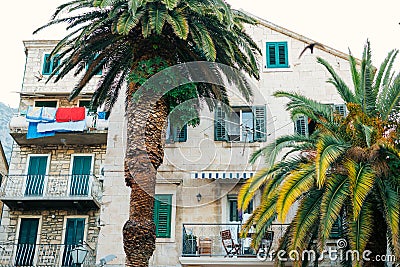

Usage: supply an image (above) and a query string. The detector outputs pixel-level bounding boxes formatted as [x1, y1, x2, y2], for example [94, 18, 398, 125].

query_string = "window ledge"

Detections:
[262, 67, 293, 73]
[221, 142, 263, 148]
[156, 237, 175, 243]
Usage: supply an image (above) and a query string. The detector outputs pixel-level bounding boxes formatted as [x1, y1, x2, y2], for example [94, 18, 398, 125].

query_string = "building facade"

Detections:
[0, 16, 354, 267]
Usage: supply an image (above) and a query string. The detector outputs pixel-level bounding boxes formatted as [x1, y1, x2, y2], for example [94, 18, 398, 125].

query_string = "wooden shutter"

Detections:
[70, 156, 92, 196]
[214, 106, 227, 141]
[334, 104, 347, 116]
[18, 219, 39, 244]
[154, 195, 172, 238]
[25, 156, 47, 196]
[42, 54, 52, 75]
[266, 42, 289, 68]
[267, 44, 276, 67]
[295, 116, 309, 136]
[173, 124, 187, 142]
[65, 218, 85, 245]
[253, 106, 267, 142]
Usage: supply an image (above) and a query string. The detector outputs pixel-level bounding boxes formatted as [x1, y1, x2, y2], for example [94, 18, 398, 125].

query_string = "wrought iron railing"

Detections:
[182, 223, 289, 257]
[0, 243, 95, 266]
[0, 175, 102, 202]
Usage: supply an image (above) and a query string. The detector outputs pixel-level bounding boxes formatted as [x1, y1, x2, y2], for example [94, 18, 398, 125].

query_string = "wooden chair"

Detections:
[220, 230, 241, 257]
[198, 237, 212, 256]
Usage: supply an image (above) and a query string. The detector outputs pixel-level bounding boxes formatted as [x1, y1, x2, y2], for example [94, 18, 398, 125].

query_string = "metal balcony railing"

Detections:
[0, 175, 102, 203]
[0, 243, 95, 267]
[182, 223, 289, 257]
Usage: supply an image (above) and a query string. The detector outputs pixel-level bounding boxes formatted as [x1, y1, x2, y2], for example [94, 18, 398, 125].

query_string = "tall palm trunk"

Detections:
[123, 87, 168, 267]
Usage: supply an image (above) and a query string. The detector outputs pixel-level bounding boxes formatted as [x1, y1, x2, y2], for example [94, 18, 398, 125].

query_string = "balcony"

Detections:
[9, 114, 108, 145]
[179, 223, 289, 267]
[0, 243, 95, 267]
[0, 175, 102, 209]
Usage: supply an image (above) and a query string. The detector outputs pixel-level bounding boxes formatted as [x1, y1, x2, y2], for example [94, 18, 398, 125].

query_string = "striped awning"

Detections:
[191, 171, 255, 179]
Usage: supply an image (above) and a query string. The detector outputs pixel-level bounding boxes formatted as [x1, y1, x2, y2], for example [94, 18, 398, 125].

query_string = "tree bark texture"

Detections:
[363, 211, 387, 267]
[123, 89, 168, 267]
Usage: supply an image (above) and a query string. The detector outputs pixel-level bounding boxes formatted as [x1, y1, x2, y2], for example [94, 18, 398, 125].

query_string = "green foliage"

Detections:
[239, 41, 400, 266]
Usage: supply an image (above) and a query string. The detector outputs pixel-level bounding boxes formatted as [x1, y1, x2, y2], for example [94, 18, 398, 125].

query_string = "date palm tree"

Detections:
[239, 42, 400, 267]
[35, 0, 260, 266]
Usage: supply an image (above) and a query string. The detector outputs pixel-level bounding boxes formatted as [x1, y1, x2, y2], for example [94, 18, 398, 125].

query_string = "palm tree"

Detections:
[238, 41, 400, 267]
[35, 0, 260, 266]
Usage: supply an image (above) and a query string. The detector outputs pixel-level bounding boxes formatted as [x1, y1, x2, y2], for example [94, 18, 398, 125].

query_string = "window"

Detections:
[166, 120, 187, 143]
[228, 195, 253, 222]
[295, 115, 316, 137]
[16, 218, 39, 266]
[266, 42, 289, 68]
[153, 194, 172, 238]
[42, 54, 60, 75]
[25, 155, 48, 196]
[70, 155, 92, 196]
[86, 54, 102, 76]
[62, 218, 86, 266]
[34, 100, 58, 108]
[215, 106, 266, 142]
[334, 104, 347, 116]
[78, 100, 97, 113]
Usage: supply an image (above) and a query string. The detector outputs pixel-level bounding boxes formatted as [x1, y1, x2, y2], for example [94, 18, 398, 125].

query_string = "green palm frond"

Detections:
[345, 159, 375, 219]
[348, 200, 374, 255]
[376, 178, 400, 256]
[348, 51, 361, 94]
[148, 4, 167, 34]
[117, 9, 144, 34]
[166, 11, 189, 39]
[190, 22, 216, 61]
[290, 189, 323, 251]
[318, 174, 349, 247]
[361, 124, 373, 147]
[315, 134, 349, 188]
[317, 57, 357, 104]
[377, 73, 400, 120]
[249, 134, 314, 166]
[161, 0, 178, 10]
[276, 163, 315, 222]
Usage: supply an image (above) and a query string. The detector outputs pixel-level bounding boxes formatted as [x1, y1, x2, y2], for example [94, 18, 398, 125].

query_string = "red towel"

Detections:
[56, 107, 86, 122]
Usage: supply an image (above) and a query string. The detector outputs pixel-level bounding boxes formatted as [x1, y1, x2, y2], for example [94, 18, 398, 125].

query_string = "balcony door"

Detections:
[62, 218, 85, 266]
[70, 156, 92, 196]
[15, 218, 39, 266]
[25, 156, 48, 196]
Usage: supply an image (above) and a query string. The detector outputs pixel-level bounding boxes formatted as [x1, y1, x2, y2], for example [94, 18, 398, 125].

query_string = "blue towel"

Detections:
[27, 122, 55, 139]
[98, 111, 106, 120]
[41, 107, 57, 122]
[26, 107, 43, 122]
[37, 120, 87, 133]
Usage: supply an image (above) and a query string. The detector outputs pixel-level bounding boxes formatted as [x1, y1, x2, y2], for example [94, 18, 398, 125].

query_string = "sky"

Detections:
[1, 0, 399, 108]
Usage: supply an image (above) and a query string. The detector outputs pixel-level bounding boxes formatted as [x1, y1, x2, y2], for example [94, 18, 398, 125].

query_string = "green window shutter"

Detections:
[42, 54, 60, 75]
[25, 156, 48, 196]
[65, 218, 85, 245]
[214, 106, 227, 141]
[295, 115, 309, 136]
[266, 42, 289, 68]
[173, 124, 187, 142]
[42, 54, 52, 75]
[253, 106, 267, 142]
[18, 219, 39, 244]
[334, 104, 347, 116]
[267, 44, 276, 66]
[154, 194, 172, 238]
